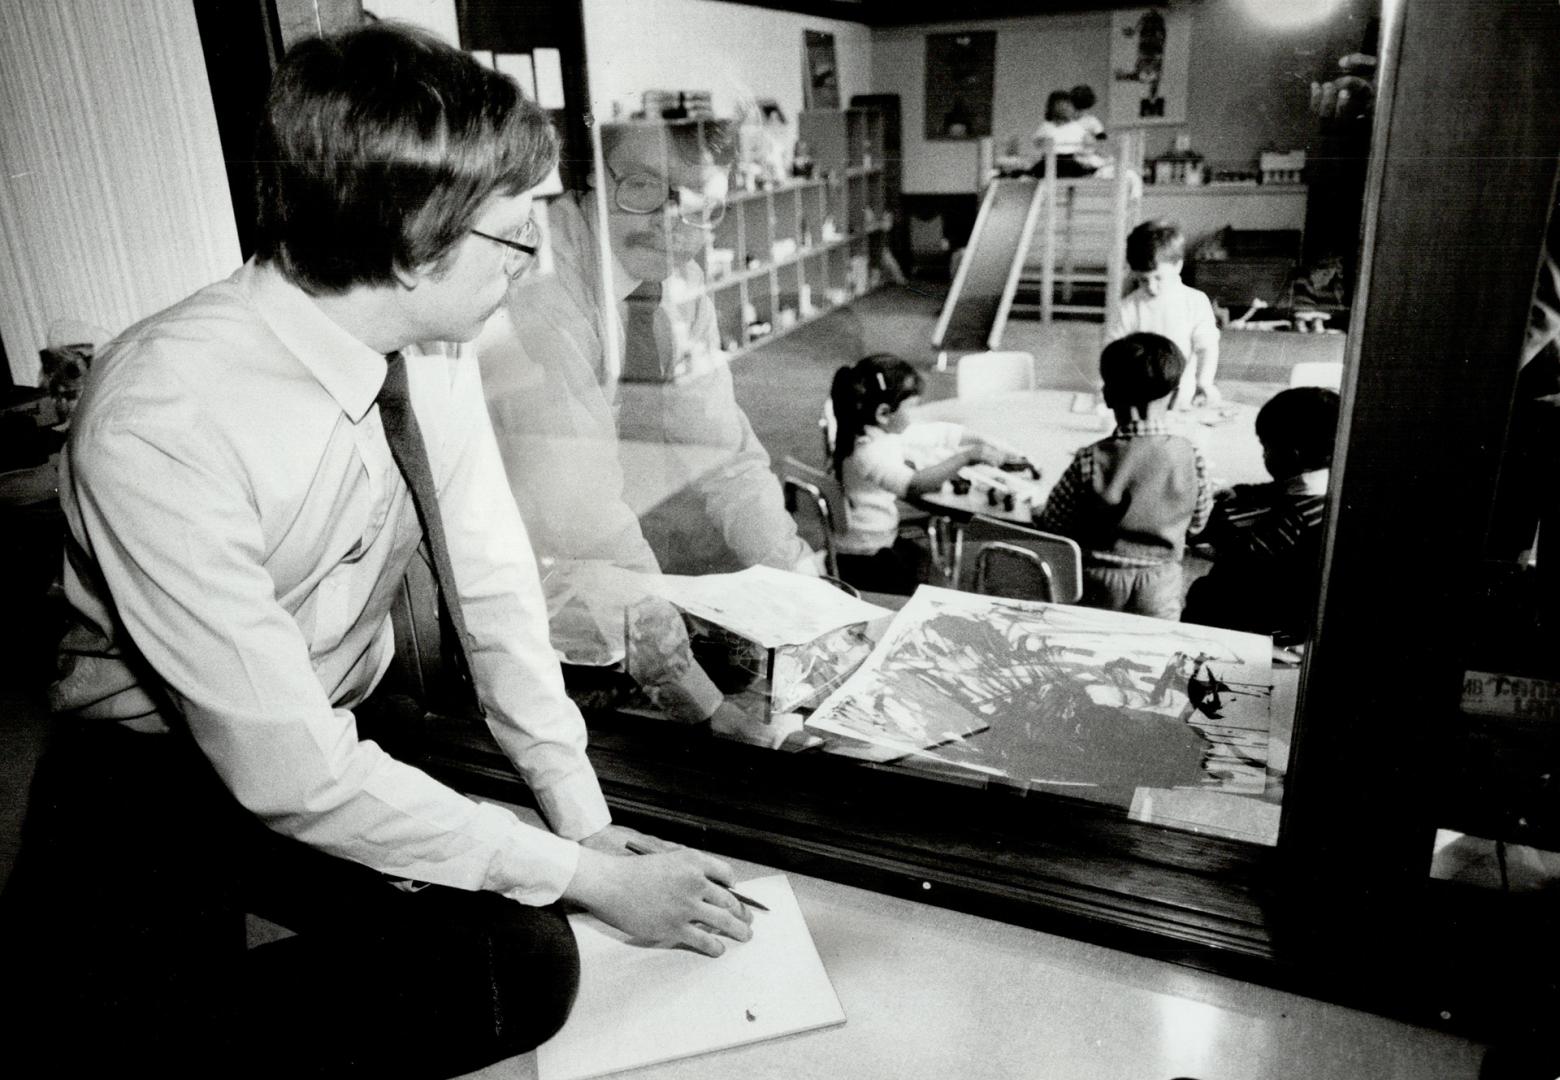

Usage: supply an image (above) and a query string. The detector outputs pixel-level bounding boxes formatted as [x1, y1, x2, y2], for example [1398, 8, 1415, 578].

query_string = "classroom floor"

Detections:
[729, 282, 1344, 472]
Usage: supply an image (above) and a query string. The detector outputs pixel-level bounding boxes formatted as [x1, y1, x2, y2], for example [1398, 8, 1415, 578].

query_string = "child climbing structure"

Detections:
[933, 131, 1144, 352]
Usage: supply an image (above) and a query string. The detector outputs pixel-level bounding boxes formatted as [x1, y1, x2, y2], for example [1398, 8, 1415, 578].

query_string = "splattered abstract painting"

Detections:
[805, 587, 1273, 802]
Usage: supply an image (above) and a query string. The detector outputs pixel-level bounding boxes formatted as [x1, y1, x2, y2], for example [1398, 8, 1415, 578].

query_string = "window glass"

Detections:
[473, 1, 1380, 852]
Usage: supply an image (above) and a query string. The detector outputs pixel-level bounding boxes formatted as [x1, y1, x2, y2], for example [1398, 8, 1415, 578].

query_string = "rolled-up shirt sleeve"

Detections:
[68, 384, 590, 907]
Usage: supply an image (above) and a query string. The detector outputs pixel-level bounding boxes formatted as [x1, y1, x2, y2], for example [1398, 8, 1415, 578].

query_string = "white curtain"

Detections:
[0, 0, 241, 387]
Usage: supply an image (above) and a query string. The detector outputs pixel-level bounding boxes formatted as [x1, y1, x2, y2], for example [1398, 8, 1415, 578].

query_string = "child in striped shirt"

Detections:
[1183, 386, 1340, 644]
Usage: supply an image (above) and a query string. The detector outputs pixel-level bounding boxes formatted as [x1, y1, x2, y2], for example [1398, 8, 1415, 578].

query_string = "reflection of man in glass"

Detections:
[479, 120, 815, 734]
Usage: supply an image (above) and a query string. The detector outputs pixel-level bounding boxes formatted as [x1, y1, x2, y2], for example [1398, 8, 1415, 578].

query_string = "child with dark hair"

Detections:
[1070, 84, 1106, 143]
[1035, 332, 1213, 618]
[1031, 89, 1099, 178]
[831, 354, 1006, 594]
[1107, 219, 1221, 408]
[1183, 386, 1340, 644]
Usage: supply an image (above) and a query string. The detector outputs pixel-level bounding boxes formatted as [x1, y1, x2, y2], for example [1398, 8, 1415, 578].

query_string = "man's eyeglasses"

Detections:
[611, 171, 727, 229]
[471, 215, 541, 278]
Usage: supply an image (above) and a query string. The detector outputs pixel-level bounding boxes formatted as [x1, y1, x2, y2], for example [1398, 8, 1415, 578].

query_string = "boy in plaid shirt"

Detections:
[1182, 386, 1339, 645]
[1035, 332, 1212, 618]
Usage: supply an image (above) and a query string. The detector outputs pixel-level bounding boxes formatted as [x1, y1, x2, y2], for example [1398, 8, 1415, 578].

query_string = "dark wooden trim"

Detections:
[425, 713, 1276, 949]
[713, 0, 1135, 26]
[456, 1, 595, 188]
[422, 713, 1554, 1042]
[1280, 0, 1560, 903]
[191, 0, 287, 260]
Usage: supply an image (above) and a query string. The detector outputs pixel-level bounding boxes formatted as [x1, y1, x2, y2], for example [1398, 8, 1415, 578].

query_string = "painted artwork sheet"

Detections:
[805, 587, 1273, 800]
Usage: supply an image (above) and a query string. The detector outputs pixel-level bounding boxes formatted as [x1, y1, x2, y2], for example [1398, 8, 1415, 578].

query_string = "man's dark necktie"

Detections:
[620, 279, 673, 383]
[377, 352, 484, 717]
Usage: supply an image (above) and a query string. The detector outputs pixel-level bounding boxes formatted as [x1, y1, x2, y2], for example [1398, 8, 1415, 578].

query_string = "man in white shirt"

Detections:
[2, 24, 750, 1078]
[493, 120, 816, 578]
[480, 121, 817, 731]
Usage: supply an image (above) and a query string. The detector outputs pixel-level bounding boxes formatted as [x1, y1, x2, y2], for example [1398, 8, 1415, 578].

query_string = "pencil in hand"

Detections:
[623, 841, 770, 912]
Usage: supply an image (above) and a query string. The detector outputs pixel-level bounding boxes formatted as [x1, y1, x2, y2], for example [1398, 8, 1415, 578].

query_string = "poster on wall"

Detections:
[924, 32, 996, 141]
[1108, 7, 1192, 127]
[802, 30, 840, 110]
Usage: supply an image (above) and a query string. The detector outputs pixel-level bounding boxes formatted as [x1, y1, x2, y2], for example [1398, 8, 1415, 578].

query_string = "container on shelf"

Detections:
[599, 111, 894, 368]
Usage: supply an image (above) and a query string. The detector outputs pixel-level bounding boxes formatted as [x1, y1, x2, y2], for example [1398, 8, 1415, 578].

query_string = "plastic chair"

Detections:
[1288, 361, 1344, 390]
[782, 455, 958, 586]
[956, 350, 1036, 400]
[952, 514, 1083, 603]
[974, 541, 1057, 602]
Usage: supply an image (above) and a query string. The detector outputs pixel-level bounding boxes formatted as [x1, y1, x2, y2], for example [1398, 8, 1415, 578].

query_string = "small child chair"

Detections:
[955, 351, 1037, 400]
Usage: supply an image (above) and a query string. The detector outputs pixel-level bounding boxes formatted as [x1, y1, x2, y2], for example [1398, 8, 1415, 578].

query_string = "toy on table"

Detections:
[949, 459, 1045, 513]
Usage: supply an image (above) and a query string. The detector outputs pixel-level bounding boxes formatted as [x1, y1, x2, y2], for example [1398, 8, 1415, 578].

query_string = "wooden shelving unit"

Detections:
[621, 108, 892, 366]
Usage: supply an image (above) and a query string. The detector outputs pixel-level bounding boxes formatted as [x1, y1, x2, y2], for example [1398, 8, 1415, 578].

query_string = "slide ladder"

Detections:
[1015, 133, 1144, 329]
[933, 132, 1145, 351]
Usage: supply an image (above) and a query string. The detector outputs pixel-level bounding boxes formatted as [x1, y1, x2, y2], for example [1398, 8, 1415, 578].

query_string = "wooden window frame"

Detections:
[422, 0, 1560, 1042]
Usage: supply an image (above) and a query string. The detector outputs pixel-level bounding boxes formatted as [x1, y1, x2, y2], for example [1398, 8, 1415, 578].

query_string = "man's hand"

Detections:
[564, 839, 754, 957]
[1192, 383, 1223, 407]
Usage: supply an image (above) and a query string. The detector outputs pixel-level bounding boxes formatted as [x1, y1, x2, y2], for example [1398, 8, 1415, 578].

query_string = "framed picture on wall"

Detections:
[924, 31, 996, 141]
[1109, 7, 1192, 127]
[803, 30, 840, 110]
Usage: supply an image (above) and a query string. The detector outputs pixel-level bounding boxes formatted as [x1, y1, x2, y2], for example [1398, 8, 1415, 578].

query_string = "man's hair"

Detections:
[1100, 333, 1186, 410]
[599, 119, 738, 172]
[254, 21, 558, 294]
[1070, 84, 1097, 110]
[1125, 219, 1186, 273]
[1257, 386, 1341, 473]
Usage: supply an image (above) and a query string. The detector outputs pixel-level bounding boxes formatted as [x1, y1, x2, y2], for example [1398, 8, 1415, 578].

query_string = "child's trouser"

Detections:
[837, 536, 933, 596]
[1082, 560, 1183, 620]
[0, 701, 580, 1079]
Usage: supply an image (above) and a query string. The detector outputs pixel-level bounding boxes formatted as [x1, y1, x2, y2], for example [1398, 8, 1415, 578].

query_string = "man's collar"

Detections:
[244, 260, 390, 423]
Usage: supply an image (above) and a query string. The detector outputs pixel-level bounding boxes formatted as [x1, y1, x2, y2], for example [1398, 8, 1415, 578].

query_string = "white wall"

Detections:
[0, 0, 240, 386]
[875, 2, 1365, 194]
[874, 13, 1108, 194]
[582, 0, 872, 123]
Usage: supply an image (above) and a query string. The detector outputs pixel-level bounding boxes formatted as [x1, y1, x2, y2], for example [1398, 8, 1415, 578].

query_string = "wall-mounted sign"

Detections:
[924, 31, 996, 141]
[1109, 7, 1192, 127]
[802, 30, 840, 110]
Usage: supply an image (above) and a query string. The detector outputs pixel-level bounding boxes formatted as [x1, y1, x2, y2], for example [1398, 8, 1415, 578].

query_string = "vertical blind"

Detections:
[0, 0, 240, 387]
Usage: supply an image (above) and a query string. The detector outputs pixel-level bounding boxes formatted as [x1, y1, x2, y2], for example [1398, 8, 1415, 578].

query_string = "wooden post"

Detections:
[1282, 0, 1560, 931]
[1039, 144, 1058, 323]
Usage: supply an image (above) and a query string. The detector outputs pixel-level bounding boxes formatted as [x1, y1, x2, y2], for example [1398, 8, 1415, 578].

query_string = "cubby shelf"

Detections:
[616, 108, 893, 366]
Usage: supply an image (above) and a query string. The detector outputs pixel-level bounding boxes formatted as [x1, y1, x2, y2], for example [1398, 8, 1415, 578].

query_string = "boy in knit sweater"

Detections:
[1034, 332, 1213, 619]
